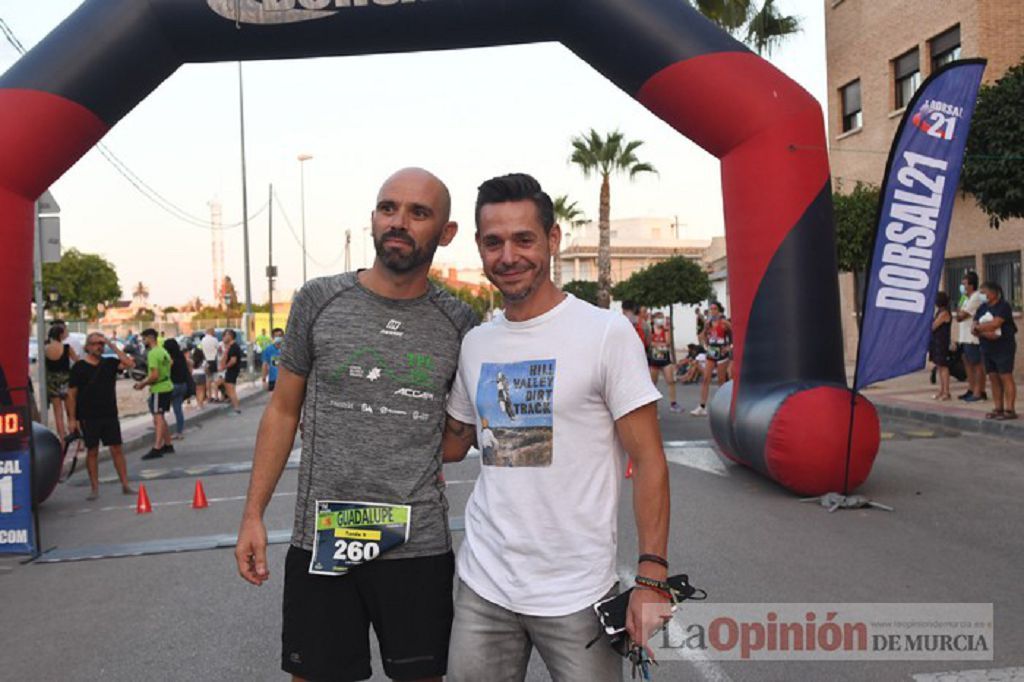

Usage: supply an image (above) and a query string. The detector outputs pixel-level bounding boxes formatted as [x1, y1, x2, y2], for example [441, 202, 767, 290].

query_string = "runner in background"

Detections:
[647, 311, 681, 412]
[260, 327, 284, 392]
[692, 301, 732, 417]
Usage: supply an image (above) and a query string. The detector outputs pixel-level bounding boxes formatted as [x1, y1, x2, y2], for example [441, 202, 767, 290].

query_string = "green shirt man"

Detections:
[254, 331, 272, 354]
[147, 345, 173, 394]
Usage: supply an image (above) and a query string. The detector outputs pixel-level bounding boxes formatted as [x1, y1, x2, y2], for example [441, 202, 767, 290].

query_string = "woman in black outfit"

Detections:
[930, 291, 953, 401]
[44, 323, 78, 446]
[164, 338, 192, 440]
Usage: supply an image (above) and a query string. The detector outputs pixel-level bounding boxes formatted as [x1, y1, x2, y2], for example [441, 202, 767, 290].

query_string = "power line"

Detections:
[272, 187, 345, 270]
[0, 15, 266, 231]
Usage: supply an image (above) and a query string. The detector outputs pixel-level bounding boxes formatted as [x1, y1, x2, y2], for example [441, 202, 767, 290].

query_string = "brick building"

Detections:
[825, 0, 1023, 366]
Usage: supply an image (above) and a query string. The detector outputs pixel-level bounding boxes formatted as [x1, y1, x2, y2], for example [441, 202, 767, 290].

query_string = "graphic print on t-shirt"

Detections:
[475, 360, 555, 467]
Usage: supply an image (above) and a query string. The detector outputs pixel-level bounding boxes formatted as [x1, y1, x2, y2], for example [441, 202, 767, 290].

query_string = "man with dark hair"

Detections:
[956, 271, 986, 401]
[261, 327, 284, 391]
[235, 168, 476, 682]
[68, 332, 136, 500]
[218, 329, 243, 414]
[443, 173, 672, 681]
[133, 328, 174, 459]
[973, 281, 1017, 420]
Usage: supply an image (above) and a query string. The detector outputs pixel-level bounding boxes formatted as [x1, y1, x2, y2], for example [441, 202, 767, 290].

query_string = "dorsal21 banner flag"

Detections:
[854, 59, 986, 391]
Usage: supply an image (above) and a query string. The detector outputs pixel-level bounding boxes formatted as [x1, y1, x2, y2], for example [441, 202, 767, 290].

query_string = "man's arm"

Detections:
[441, 415, 476, 463]
[235, 366, 306, 585]
[134, 364, 159, 390]
[615, 402, 673, 648]
[110, 340, 135, 370]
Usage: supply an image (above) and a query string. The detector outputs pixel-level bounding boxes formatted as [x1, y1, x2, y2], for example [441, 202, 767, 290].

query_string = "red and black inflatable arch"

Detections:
[0, 0, 879, 495]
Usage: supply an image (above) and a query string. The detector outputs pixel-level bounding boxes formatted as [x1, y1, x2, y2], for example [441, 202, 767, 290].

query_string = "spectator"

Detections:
[253, 328, 271, 372]
[164, 338, 191, 440]
[44, 323, 78, 447]
[956, 271, 986, 402]
[929, 291, 953, 401]
[261, 327, 284, 391]
[218, 328, 243, 414]
[67, 333, 136, 500]
[200, 327, 222, 402]
[190, 345, 208, 408]
[973, 281, 1017, 420]
[133, 328, 174, 459]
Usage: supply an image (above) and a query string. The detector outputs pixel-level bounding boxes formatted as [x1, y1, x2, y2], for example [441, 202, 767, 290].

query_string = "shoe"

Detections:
[171, 433, 184, 441]
[86, 491, 99, 501]
[159, 444, 175, 454]
[980, 393, 988, 400]
[996, 412, 1018, 421]
[958, 391, 972, 400]
[141, 449, 164, 460]
[963, 394, 983, 403]
[122, 486, 137, 496]
[232, 410, 242, 416]
[669, 402, 683, 413]
[690, 406, 707, 417]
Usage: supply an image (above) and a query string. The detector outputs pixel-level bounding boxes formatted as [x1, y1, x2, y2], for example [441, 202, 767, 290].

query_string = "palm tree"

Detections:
[552, 195, 587, 287]
[694, 0, 801, 56]
[569, 130, 656, 308]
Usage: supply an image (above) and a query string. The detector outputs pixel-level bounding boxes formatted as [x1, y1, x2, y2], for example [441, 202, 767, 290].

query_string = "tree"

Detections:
[41, 248, 121, 319]
[833, 182, 880, 273]
[693, 0, 801, 56]
[552, 195, 587, 287]
[569, 130, 657, 309]
[612, 257, 712, 351]
[562, 280, 599, 306]
[133, 308, 156, 322]
[163, 306, 179, 314]
[962, 57, 1024, 228]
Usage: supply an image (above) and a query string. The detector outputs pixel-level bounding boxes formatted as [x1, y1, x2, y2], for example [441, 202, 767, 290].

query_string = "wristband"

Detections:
[638, 553, 668, 569]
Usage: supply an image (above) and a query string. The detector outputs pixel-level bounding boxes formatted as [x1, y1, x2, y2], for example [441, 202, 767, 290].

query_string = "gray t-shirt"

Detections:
[281, 272, 477, 558]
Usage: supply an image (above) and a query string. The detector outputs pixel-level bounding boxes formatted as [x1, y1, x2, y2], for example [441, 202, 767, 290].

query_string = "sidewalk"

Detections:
[854, 366, 1024, 439]
[67, 378, 268, 466]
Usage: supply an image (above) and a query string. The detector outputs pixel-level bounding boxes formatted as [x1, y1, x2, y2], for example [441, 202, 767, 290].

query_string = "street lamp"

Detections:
[297, 153, 313, 284]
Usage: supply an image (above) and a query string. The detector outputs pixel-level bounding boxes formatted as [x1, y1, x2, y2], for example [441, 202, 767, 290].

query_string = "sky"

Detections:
[0, 0, 828, 307]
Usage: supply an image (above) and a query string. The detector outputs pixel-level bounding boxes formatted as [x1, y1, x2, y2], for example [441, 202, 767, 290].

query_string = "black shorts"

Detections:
[225, 369, 240, 385]
[982, 345, 1016, 375]
[147, 392, 172, 414]
[267, 380, 276, 392]
[282, 546, 454, 682]
[206, 360, 218, 376]
[648, 358, 672, 369]
[81, 417, 122, 448]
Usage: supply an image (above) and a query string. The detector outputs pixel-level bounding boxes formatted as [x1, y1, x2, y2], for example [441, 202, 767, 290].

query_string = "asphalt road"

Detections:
[1, 384, 1022, 681]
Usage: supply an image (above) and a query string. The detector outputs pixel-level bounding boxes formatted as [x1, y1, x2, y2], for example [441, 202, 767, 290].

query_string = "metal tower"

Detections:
[209, 198, 225, 307]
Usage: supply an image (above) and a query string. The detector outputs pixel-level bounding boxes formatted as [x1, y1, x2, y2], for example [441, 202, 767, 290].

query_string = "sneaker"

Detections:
[669, 402, 683, 413]
[963, 394, 983, 403]
[690, 406, 707, 417]
[159, 444, 175, 455]
[141, 449, 164, 460]
[958, 391, 972, 400]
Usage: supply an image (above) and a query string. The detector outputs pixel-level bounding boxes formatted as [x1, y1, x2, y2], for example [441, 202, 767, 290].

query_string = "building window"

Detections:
[840, 79, 862, 132]
[943, 256, 976, 309]
[984, 251, 1023, 311]
[579, 261, 593, 281]
[893, 48, 921, 110]
[930, 25, 961, 71]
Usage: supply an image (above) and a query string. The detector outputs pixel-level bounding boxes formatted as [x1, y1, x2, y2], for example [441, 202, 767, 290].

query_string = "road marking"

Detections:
[76, 448, 301, 487]
[664, 445, 731, 477]
[912, 668, 1024, 682]
[60, 492, 298, 516]
[617, 566, 734, 682]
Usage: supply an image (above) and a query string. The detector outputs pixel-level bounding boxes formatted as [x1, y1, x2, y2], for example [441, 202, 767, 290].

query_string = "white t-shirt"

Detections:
[958, 291, 984, 345]
[447, 294, 662, 617]
[200, 334, 220, 364]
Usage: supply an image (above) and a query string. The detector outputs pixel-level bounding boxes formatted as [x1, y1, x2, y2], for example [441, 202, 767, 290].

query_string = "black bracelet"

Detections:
[638, 553, 669, 569]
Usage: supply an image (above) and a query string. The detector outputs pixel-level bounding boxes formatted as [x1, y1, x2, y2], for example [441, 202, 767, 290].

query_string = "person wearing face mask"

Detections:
[260, 327, 284, 392]
[972, 281, 1017, 420]
[955, 271, 986, 402]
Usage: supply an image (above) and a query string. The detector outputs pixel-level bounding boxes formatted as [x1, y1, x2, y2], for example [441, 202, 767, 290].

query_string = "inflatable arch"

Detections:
[0, 0, 880, 496]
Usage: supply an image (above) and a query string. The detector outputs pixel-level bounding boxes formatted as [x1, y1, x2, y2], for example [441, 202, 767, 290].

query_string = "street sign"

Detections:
[40, 216, 60, 263]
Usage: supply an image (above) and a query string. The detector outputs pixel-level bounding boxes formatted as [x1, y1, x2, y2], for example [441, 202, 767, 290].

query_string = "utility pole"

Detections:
[33, 201, 47, 425]
[267, 184, 276, 332]
[297, 153, 313, 283]
[344, 229, 351, 272]
[238, 62, 255, 373]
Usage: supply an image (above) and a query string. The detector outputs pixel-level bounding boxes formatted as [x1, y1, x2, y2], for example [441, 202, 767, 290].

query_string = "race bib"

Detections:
[308, 500, 411, 576]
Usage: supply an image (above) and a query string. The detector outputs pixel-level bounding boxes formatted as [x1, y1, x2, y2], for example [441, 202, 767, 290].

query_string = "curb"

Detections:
[872, 400, 1024, 440]
[120, 385, 267, 455]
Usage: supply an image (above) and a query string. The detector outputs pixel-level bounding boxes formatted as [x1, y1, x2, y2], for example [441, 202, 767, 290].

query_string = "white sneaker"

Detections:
[690, 406, 707, 417]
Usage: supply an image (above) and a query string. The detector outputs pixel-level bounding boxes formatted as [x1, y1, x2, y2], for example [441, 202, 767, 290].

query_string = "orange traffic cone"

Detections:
[136, 485, 152, 514]
[192, 480, 209, 509]
[625, 458, 634, 479]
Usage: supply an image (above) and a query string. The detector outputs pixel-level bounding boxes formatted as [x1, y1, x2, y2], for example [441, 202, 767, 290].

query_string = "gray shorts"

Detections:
[447, 579, 622, 682]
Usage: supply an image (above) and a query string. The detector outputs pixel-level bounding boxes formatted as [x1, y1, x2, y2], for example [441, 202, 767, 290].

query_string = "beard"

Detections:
[373, 228, 441, 274]
[488, 261, 545, 303]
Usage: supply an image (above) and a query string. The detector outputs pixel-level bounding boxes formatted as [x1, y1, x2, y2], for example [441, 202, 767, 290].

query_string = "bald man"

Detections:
[236, 168, 477, 682]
